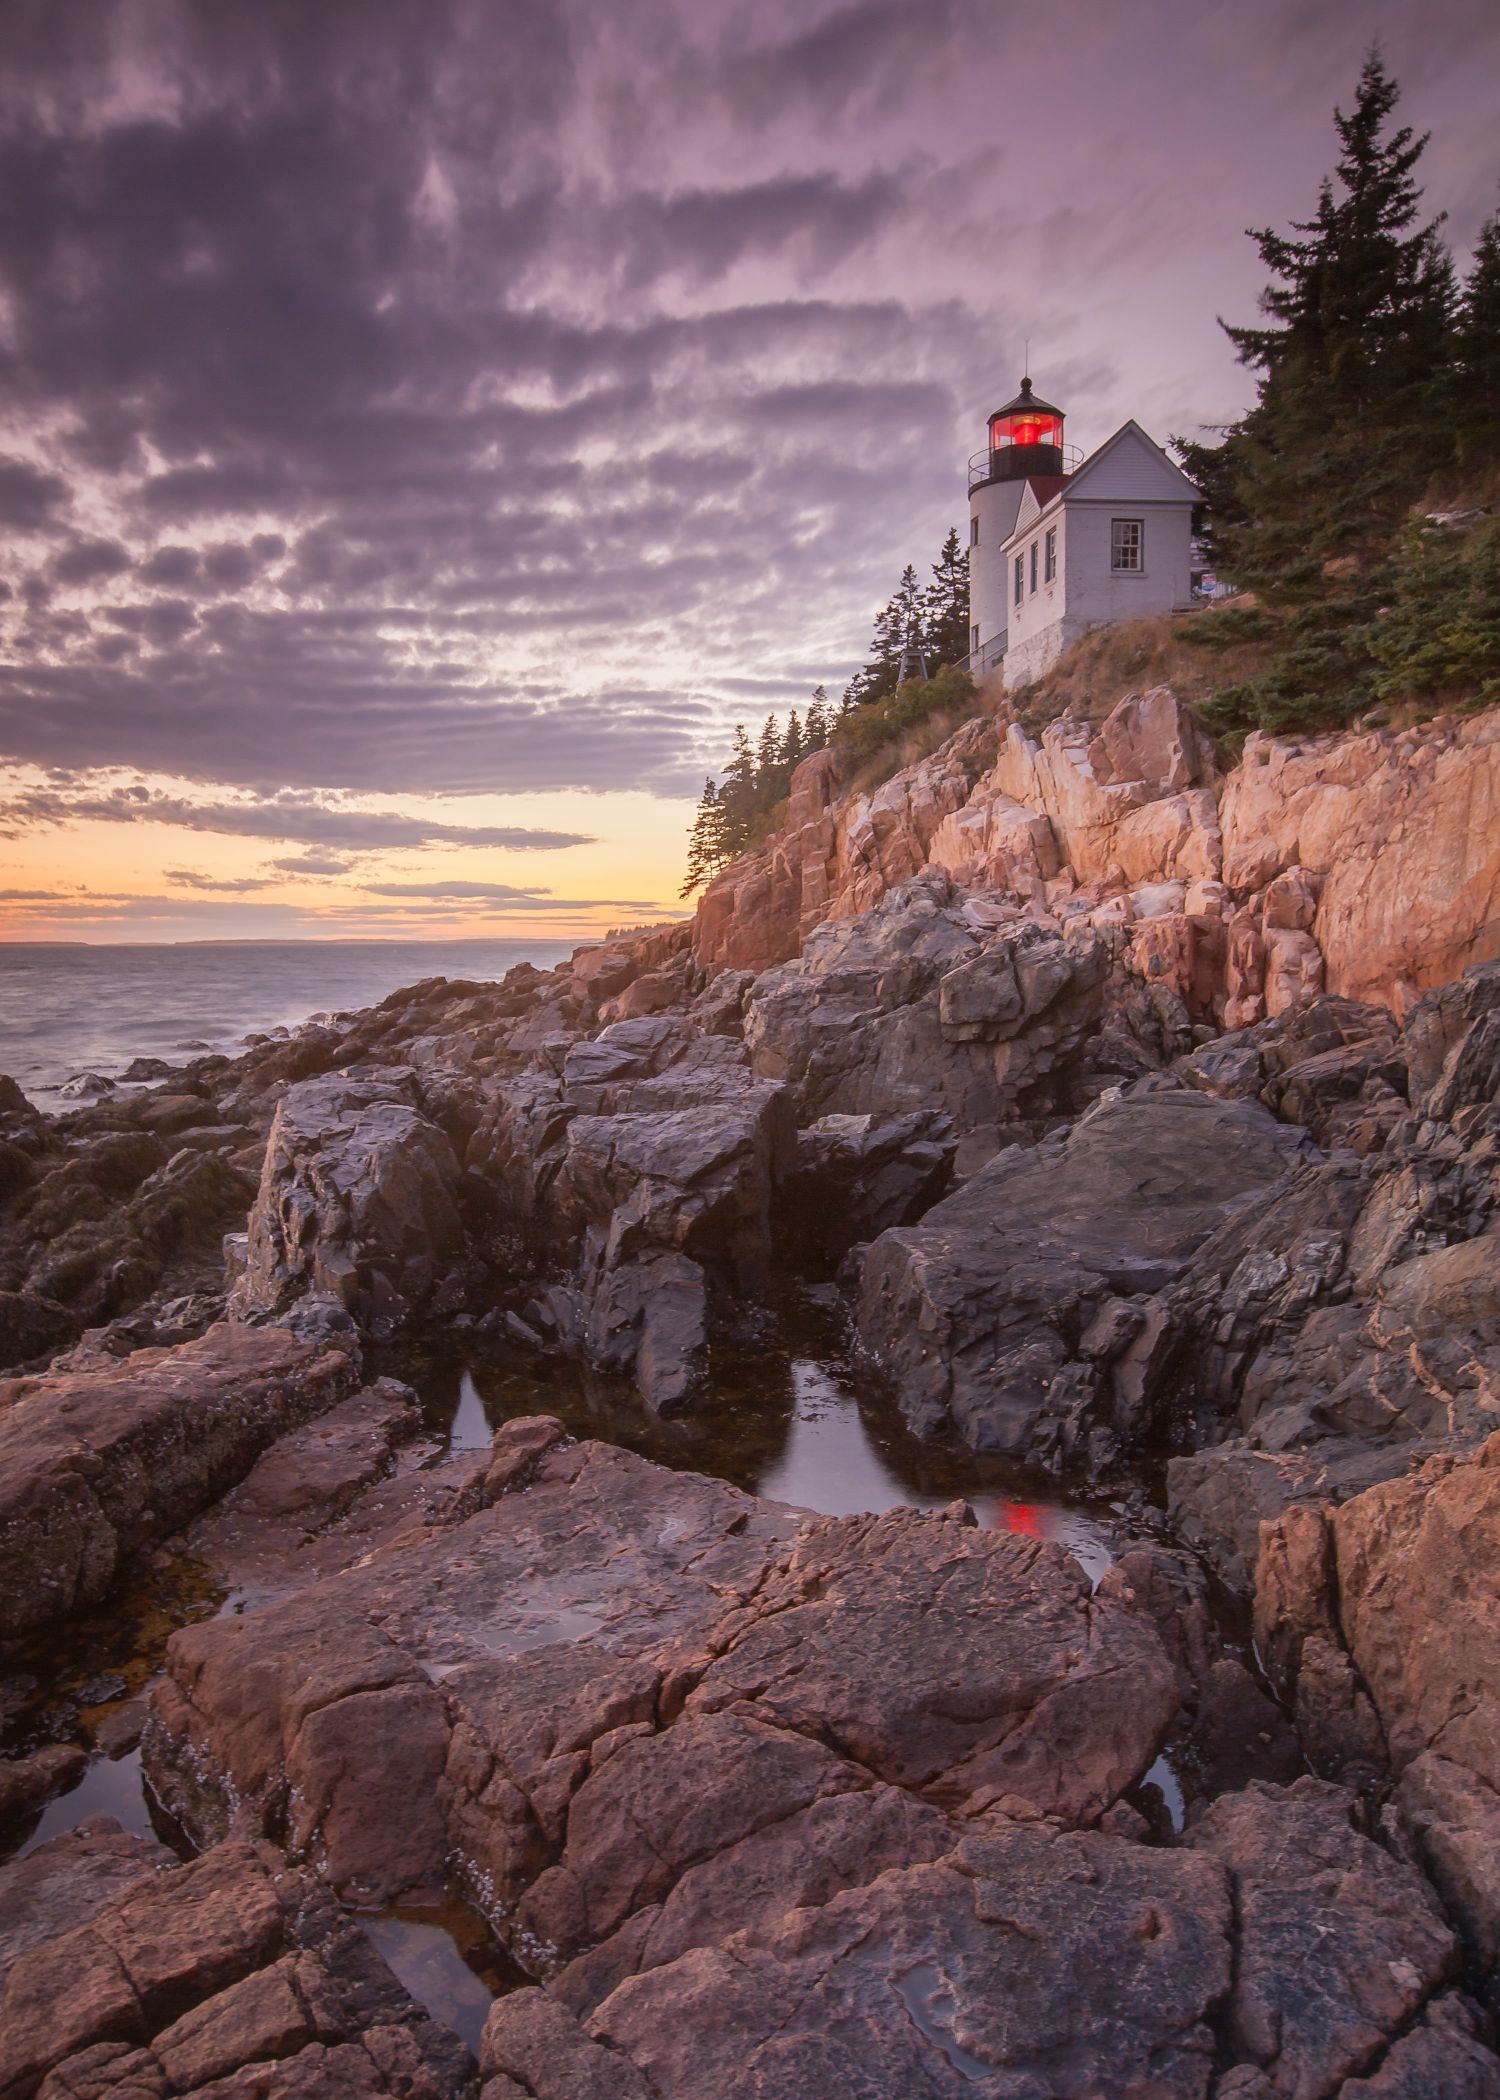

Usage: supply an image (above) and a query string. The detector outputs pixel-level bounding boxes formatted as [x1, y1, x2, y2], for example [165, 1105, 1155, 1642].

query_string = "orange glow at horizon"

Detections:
[0, 773, 697, 945]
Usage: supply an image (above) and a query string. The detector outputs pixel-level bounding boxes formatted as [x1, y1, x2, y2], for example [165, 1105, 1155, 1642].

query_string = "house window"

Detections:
[970, 515, 979, 546]
[1013, 554, 1024, 607]
[970, 623, 980, 654]
[1044, 527, 1057, 583]
[1111, 518, 1144, 572]
[1029, 541, 1038, 593]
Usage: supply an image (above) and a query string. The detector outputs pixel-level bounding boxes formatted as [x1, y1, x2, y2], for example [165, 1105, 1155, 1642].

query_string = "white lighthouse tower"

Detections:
[967, 376, 1071, 676]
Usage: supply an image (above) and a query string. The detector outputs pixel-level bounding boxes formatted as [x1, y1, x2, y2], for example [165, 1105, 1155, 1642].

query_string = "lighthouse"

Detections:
[967, 376, 1071, 676]
[965, 377, 1201, 689]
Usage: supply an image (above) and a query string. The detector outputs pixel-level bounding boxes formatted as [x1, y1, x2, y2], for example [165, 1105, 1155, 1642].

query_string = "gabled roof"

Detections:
[1002, 421, 1198, 550]
[1064, 419, 1199, 503]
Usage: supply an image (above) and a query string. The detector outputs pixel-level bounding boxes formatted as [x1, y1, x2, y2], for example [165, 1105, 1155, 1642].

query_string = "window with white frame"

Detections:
[1029, 541, 1038, 593]
[1044, 527, 1057, 583]
[1111, 518, 1144, 572]
[970, 623, 980, 654]
[970, 515, 979, 546]
[1014, 554, 1024, 607]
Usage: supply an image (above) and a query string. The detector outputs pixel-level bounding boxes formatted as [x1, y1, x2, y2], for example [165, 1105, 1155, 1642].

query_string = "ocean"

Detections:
[0, 939, 575, 1102]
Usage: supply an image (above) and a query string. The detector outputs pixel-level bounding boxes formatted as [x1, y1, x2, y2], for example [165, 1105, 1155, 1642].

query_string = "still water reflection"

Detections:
[425, 1291, 1126, 1591]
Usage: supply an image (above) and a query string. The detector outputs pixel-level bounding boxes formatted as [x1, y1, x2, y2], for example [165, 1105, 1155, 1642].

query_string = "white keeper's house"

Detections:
[966, 377, 1201, 689]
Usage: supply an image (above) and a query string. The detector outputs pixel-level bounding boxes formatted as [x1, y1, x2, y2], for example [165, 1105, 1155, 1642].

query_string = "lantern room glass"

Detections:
[989, 407, 1064, 454]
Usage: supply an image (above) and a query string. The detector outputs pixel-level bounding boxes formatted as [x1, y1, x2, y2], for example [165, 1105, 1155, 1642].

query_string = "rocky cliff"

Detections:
[3, 687, 1500, 2096]
[695, 687, 1500, 1021]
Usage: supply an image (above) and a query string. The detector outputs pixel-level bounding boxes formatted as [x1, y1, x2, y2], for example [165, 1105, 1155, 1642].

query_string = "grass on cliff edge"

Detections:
[1014, 604, 1278, 736]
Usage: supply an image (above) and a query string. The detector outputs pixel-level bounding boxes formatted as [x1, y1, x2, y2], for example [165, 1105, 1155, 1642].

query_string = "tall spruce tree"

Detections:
[1455, 199, 1500, 468]
[893, 564, 926, 671]
[1179, 51, 1453, 587]
[680, 779, 730, 897]
[846, 587, 904, 710]
[754, 714, 781, 790]
[805, 687, 831, 749]
[924, 526, 971, 666]
[717, 724, 757, 854]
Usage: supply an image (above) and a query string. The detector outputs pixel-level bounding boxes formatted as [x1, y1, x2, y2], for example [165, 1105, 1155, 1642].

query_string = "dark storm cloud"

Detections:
[0, 0, 1495, 827]
[0, 783, 593, 852]
[51, 538, 133, 587]
[0, 457, 68, 530]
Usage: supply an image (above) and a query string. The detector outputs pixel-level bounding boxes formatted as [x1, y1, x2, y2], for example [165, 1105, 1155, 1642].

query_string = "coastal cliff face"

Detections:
[695, 688, 1500, 1020]
[3, 690, 1500, 2097]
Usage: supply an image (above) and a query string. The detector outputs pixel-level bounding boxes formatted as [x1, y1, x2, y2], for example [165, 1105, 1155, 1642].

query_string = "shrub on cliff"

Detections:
[833, 663, 978, 764]
[1370, 514, 1500, 709]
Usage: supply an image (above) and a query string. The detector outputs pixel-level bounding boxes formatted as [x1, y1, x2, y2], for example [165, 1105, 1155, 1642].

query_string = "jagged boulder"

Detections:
[468, 1020, 793, 1409]
[1154, 974, 1500, 1591]
[1252, 1435, 1500, 1973]
[745, 869, 1109, 1166]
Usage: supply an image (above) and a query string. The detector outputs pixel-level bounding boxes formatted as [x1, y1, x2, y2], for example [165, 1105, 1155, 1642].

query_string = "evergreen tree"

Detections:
[843, 589, 900, 712]
[1455, 200, 1500, 468]
[718, 724, 757, 854]
[679, 779, 731, 897]
[781, 710, 805, 769]
[1178, 51, 1454, 586]
[805, 687, 830, 750]
[754, 714, 781, 790]
[893, 563, 926, 672]
[924, 527, 970, 666]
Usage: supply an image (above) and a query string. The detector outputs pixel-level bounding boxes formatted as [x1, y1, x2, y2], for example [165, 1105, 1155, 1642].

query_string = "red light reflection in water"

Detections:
[997, 1501, 1044, 1539]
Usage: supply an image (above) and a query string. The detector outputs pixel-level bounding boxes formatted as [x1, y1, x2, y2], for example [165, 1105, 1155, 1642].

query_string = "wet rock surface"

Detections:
[483, 1776, 1495, 2100]
[142, 1428, 1175, 1922]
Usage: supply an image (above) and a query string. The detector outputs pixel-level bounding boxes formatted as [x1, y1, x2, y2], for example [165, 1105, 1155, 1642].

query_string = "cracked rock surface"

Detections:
[0, 1829, 472, 2100]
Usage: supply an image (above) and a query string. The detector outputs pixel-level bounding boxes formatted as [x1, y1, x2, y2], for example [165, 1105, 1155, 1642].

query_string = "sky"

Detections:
[0, 0, 1497, 944]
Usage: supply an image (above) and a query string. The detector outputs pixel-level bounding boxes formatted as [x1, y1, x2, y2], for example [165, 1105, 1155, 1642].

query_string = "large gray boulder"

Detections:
[857, 1090, 1310, 1468]
[229, 1069, 465, 1336]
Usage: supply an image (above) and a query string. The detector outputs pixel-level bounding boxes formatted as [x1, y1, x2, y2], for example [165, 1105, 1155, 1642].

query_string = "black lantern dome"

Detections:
[984, 376, 1066, 481]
